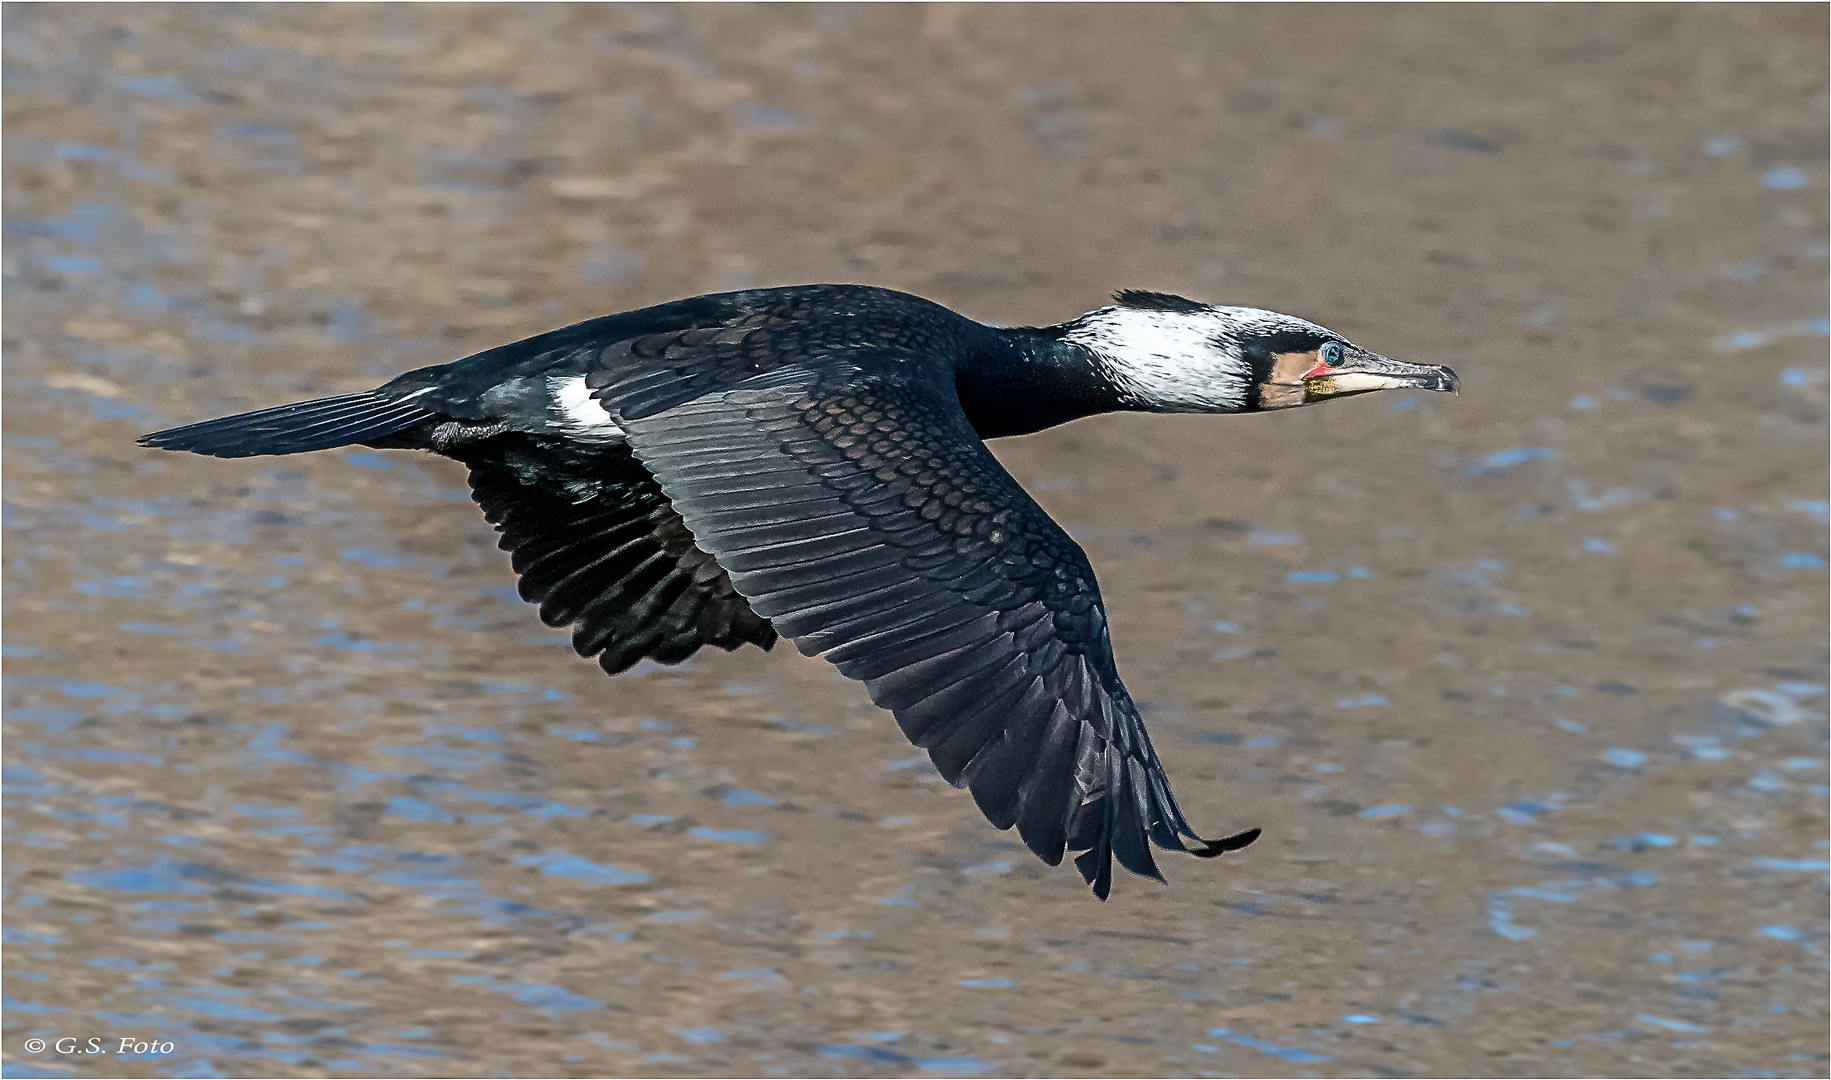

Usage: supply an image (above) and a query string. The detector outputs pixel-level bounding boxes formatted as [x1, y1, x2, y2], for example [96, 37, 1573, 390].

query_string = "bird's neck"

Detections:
[955, 325, 1135, 439]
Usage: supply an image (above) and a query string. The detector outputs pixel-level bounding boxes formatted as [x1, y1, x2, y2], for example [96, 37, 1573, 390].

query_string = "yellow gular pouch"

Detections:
[1303, 370, 1404, 399]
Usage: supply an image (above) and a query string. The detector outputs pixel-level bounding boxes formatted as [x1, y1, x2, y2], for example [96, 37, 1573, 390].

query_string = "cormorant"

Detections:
[140, 285, 1459, 898]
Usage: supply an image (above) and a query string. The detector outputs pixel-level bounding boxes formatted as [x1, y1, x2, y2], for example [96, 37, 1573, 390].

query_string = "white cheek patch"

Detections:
[547, 375, 625, 441]
[1065, 308, 1252, 412]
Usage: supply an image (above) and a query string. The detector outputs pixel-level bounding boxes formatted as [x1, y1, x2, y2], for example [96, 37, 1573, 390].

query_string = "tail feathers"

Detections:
[138, 392, 439, 458]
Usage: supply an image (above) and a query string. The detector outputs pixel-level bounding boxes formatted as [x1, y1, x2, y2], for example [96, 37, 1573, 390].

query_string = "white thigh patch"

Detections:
[548, 375, 625, 441]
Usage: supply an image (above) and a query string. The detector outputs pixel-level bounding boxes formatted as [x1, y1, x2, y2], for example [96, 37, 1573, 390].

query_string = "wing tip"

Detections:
[1071, 826, 1259, 900]
[1075, 843, 1114, 901]
[1187, 827, 1262, 859]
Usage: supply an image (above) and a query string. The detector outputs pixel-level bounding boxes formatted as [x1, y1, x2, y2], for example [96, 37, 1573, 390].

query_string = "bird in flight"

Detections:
[142, 285, 1459, 898]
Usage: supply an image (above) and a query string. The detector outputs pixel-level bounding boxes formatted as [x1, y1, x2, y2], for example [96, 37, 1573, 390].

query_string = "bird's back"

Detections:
[379, 284, 988, 429]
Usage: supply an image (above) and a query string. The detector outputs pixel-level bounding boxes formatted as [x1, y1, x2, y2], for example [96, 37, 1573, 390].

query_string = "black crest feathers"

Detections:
[1112, 290, 1208, 314]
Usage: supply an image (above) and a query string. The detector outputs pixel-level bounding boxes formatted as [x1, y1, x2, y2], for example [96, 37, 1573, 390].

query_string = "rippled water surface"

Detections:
[4, 6, 1827, 1077]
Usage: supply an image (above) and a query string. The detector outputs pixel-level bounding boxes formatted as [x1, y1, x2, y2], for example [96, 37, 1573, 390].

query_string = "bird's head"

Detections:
[1063, 290, 1460, 413]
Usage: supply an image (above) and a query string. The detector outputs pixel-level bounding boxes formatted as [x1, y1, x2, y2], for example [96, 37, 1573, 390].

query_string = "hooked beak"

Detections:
[1302, 350, 1460, 401]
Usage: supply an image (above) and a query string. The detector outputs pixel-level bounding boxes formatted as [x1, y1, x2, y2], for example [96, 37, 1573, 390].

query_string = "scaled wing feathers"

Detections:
[614, 355, 1226, 898]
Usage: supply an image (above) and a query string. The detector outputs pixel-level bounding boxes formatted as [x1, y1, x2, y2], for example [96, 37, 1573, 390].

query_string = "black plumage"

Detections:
[462, 437, 776, 674]
[137, 283, 1464, 898]
[616, 364, 1232, 893]
[138, 391, 441, 457]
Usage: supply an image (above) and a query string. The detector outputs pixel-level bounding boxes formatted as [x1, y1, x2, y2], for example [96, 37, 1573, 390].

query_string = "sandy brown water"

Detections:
[4, 5, 1827, 1077]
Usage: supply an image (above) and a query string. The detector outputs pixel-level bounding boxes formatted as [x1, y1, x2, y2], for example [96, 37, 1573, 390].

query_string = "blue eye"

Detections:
[1321, 342, 1345, 367]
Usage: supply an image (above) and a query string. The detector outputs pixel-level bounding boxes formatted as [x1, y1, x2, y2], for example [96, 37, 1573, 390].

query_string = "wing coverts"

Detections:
[618, 359, 1231, 897]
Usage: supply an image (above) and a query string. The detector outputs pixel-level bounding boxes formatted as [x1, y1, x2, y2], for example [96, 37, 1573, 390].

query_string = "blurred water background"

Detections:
[3, 5, 1826, 1077]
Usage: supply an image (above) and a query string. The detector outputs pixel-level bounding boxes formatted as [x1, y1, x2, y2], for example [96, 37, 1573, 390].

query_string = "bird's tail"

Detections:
[138, 392, 439, 458]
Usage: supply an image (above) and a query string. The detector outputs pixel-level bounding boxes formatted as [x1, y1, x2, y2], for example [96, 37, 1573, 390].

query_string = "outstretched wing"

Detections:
[459, 435, 777, 674]
[611, 355, 1255, 898]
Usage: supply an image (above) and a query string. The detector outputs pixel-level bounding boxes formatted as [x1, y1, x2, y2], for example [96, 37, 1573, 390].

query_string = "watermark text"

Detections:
[21, 1037, 176, 1056]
